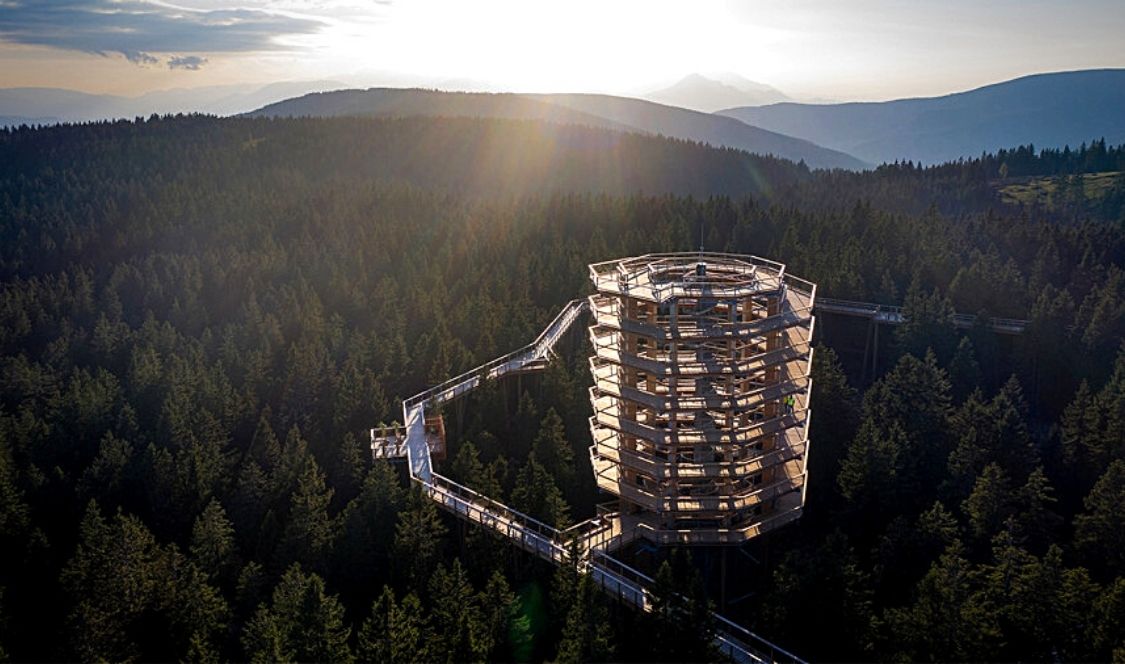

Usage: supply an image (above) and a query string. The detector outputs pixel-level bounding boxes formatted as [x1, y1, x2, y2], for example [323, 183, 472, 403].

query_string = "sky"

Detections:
[1, 0, 1124, 101]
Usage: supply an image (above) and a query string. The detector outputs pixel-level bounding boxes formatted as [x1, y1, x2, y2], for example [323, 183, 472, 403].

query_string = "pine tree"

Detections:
[510, 456, 570, 528]
[477, 570, 518, 661]
[229, 459, 270, 553]
[947, 337, 982, 403]
[514, 390, 539, 444]
[984, 540, 1101, 661]
[1021, 284, 1077, 409]
[333, 460, 406, 601]
[880, 541, 1000, 661]
[334, 431, 368, 499]
[276, 456, 335, 573]
[963, 464, 1012, 541]
[394, 488, 448, 587]
[1091, 577, 1125, 659]
[768, 532, 873, 660]
[989, 376, 1037, 480]
[1010, 466, 1062, 551]
[76, 432, 134, 509]
[235, 561, 268, 616]
[644, 552, 718, 662]
[1074, 460, 1125, 576]
[1093, 346, 1125, 462]
[949, 377, 1038, 494]
[1060, 380, 1100, 491]
[917, 501, 961, 550]
[530, 408, 575, 497]
[241, 564, 352, 663]
[62, 503, 228, 662]
[557, 574, 614, 663]
[247, 408, 281, 472]
[807, 345, 858, 508]
[428, 559, 484, 663]
[270, 425, 311, 503]
[0, 433, 28, 537]
[837, 419, 909, 515]
[190, 498, 237, 584]
[241, 608, 292, 664]
[357, 586, 434, 664]
[450, 440, 485, 489]
[861, 351, 953, 503]
[895, 276, 958, 363]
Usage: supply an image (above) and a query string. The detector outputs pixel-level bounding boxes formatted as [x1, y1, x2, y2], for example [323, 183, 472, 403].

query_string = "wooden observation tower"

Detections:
[588, 253, 816, 544]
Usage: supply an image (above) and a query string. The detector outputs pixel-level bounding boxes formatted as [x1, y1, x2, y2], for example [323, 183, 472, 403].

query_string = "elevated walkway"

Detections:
[815, 297, 1028, 334]
[372, 297, 803, 663]
[372, 288, 1030, 662]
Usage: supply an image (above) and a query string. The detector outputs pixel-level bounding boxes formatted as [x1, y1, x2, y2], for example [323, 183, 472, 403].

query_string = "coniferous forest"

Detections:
[0, 115, 1123, 662]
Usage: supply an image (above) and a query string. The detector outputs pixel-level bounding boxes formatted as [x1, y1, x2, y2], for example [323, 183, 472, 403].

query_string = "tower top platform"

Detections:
[588, 252, 795, 303]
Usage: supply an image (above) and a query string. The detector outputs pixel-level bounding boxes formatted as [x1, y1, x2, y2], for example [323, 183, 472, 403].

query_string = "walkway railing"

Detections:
[374, 286, 1024, 662]
[376, 296, 805, 664]
[404, 298, 588, 411]
[815, 297, 1028, 334]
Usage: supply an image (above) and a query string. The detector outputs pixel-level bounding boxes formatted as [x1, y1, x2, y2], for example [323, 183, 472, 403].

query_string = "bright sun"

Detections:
[309, 0, 788, 92]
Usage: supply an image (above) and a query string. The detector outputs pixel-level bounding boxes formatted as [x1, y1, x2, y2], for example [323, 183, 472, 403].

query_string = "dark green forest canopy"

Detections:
[0, 115, 1123, 661]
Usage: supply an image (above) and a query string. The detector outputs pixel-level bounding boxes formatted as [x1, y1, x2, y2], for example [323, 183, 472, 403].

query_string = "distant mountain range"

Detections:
[248, 88, 866, 170]
[716, 69, 1125, 165]
[644, 73, 789, 112]
[6, 69, 1123, 171]
[0, 80, 345, 126]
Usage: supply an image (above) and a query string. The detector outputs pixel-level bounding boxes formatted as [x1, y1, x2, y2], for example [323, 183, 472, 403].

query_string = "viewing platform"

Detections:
[587, 253, 815, 544]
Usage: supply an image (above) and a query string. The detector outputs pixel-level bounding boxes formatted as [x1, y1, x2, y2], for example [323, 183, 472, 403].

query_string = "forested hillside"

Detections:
[0, 115, 1123, 662]
[248, 88, 867, 170]
[0, 114, 810, 207]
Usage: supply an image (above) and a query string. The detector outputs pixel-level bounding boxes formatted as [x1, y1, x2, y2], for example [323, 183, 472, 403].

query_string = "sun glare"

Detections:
[311, 0, 788, 93]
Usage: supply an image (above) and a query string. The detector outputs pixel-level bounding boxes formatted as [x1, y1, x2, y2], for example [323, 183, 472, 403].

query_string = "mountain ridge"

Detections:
[0, 80, 346, 126]
[248, 87, 867, 170]
[644, 73, 789, 112]
[716, 69, 1125, 165]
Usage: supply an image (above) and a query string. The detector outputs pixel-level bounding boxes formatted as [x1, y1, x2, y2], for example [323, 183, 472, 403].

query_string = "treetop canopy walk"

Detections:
[370, 252, 1030, 664]
[372, 275, 807, 662]
[815, 297, 1029, 334]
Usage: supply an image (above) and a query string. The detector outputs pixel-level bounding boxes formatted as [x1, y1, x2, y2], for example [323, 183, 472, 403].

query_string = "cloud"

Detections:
[0, 1, 322, 63]
[123, 50, 160, 66]
[167, 55, 207, 70]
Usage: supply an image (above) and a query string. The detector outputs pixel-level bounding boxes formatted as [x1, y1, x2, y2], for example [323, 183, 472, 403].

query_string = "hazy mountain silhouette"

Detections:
[0, 80, 344, 126]
[716, 69, 1125, 165]
[645, 73, 789, 112]
[249, 88, 867, 170]
[0, 88, 126, 125]
[246, 88, 628, 128]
